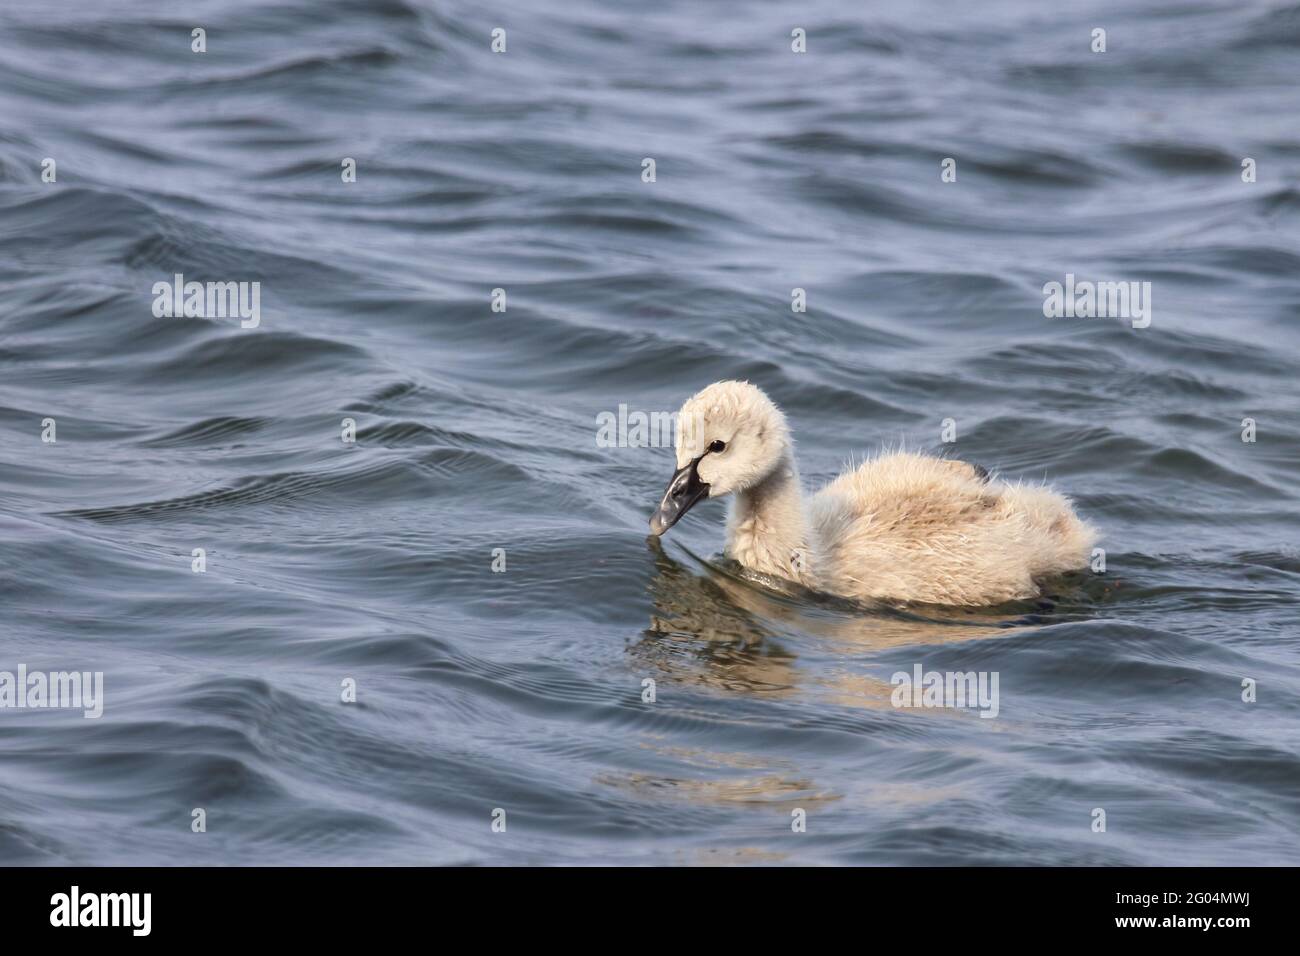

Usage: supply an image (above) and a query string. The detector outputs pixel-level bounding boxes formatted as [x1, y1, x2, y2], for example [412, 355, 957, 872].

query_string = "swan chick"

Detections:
[648, 381, 1095, 606]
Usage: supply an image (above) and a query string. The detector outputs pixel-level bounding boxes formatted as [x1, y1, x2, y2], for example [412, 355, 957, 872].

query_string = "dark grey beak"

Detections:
[649, 456, 709, 536]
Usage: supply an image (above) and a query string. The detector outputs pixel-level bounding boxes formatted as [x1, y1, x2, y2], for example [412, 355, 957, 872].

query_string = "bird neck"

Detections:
[726, 452, 815, 587]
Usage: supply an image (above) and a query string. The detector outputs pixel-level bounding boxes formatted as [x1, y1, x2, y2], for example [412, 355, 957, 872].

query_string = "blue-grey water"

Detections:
[2, 0, 1299, 866]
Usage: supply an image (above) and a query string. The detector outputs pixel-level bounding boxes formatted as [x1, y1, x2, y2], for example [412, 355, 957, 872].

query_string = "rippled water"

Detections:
[2, 0, 1299, 865]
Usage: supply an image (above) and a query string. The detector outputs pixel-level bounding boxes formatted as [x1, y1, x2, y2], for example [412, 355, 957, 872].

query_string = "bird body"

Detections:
[649, 381, 1094, 606]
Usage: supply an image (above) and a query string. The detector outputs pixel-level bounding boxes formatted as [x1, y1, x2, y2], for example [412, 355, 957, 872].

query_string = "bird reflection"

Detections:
[633, 535, 1093, 705]
[618, 538, 1094, 814]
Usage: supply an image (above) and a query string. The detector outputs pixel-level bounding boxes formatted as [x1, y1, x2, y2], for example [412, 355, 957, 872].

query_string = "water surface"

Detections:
[1, 0, 1299, 865]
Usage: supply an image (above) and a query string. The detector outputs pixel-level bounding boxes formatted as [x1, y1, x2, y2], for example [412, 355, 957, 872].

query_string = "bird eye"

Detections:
[708, 439, 726, 453]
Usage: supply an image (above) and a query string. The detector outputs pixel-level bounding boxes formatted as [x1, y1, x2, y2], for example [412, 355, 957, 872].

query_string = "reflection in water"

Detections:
[597, 741, 839, 835]
[613, 540, 1098, 821]
[598, 770, 836, 811]
[633, 536, 1091, 700]
[635, 537, 798, 697]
